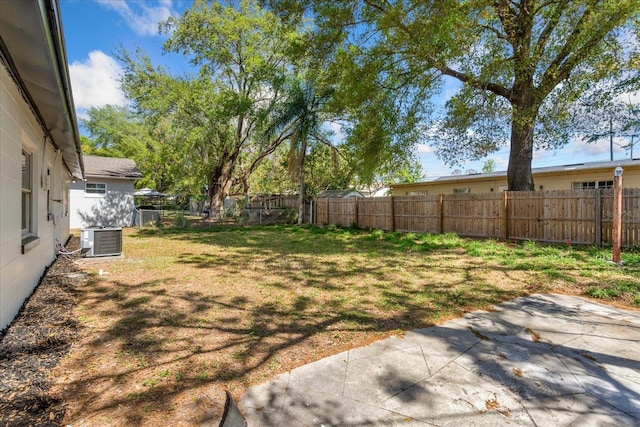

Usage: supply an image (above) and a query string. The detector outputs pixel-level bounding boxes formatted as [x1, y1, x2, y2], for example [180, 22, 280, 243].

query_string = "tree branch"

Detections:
[531, 1, 564, 65]
[313, 134, 349, 161]
[442, 66, 513, 101]
[236, 129, 296, 186]
[493, 0, 518, 45]
[362, 0, 513, 101]
[539, 5, 623, 97]
[481, 24, 509, 41]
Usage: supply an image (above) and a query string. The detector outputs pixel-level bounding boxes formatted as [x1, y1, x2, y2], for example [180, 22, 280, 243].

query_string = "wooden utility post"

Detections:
[612, 167, 623, 264]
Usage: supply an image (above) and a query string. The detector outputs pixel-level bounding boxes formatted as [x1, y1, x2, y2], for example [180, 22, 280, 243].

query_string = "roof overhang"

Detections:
[85, 174, 141, 181]
[0, 0, 83, 179]
[392, 159, 640, 188]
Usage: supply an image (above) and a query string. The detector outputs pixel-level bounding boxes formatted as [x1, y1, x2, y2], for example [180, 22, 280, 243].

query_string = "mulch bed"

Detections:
[0, 237, 85, 427]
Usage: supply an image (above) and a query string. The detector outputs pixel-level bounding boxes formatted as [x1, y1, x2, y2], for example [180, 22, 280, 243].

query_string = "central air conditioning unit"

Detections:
[81, 227, 123, 257]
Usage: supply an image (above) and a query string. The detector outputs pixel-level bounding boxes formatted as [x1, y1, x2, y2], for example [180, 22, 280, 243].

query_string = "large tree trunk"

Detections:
[208, 156, 236, 217]
[507, 103, 537, 191]
[241, 176, 250, 209]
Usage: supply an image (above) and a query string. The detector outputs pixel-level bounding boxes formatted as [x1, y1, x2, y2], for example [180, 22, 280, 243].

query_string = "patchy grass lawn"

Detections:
[52, 225, 640, 425]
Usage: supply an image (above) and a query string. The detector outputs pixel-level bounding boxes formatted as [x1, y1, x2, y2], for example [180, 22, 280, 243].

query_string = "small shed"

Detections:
[134, 188, 168, 207]
[317, 189, 364, 198]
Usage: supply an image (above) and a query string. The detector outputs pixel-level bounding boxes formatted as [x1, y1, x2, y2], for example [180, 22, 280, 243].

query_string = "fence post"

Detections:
[390, 196, 395, 232]
[354, 197, 359, 228]
[438, 194, 444, 234]
[503, 191, 509, 240]
[595, 189, 602, 247]
[324, 199, 329, 225]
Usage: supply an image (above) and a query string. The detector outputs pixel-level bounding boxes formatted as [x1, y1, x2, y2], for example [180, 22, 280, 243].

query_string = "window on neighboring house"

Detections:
[22, 150, 32, 235]
[572, 181, 613, 190]
[453, 188, 470, 194]
[85, 182, 106, 195]
[407, 191, 428, 195]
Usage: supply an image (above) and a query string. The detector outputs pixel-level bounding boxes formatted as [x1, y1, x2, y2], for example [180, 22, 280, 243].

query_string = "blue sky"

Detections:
[59, 0, 638, 180]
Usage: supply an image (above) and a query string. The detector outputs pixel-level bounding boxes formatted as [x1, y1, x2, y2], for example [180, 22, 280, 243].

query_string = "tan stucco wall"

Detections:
[393, 164, 640, 195]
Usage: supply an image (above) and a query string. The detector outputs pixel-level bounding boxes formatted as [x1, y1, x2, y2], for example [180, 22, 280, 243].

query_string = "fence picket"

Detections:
[315, 189, 640, 247]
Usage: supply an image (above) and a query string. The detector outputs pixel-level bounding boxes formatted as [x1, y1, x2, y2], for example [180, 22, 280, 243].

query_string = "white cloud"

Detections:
[533, 134, 634, 169]
[96, 0, 176, 36]
[69, 50, 126, 113]
[568, 136, 631, 157]
[617, 90, 640, 105]
[326, 121, 346, 141]
[572, 139, 612, 156]
[494, 157, 509, 170]
[416, 143, 434, 154]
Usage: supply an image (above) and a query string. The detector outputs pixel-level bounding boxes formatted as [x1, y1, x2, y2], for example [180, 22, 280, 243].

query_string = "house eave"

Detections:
[84, 174, 142, 181]
[0, 0, 83, 180]
[392, 158, 640, 188]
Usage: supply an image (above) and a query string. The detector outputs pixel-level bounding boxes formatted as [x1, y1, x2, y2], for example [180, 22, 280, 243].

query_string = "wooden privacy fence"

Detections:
[249, 195, 312, 213]
[315, 188, 640, 247]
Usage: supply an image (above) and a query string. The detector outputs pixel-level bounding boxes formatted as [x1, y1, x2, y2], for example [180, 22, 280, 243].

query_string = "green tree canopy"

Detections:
[81, 105, 174, 192]
[269, 0, 640, 190]
[120, 0, 305, 210]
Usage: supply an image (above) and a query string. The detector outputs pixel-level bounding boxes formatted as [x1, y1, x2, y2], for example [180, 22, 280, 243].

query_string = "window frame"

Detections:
[21, 150, 32, 236]
[21, 148, 40, 253]
[453, 188, 471, 194]
[572, 181, 613, 190]
[85, 182, 107, 196]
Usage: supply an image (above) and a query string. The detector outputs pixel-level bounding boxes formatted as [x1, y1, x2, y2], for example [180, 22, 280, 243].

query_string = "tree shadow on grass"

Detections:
[52, 226, 638, 424]
[55, 259, 533, 424]
[241, 296, 640, 425]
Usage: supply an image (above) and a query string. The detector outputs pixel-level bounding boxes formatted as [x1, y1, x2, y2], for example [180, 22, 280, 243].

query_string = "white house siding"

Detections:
[1, 64, 72, 331]
[69, 178, 136, 229]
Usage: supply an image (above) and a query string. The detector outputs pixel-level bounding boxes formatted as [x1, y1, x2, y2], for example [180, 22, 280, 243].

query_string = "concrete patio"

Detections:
[240, 293, 640, 426]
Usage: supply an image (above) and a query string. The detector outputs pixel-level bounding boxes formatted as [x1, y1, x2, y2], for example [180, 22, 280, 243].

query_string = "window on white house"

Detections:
[22, 150, 32, 236]
[407, 191, 428, 195]
[453, 188, 470, 194]
[85, 182, 106, 195]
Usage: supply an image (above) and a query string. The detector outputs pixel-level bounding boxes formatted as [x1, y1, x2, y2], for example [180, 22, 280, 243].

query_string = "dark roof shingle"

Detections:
[83, 155, 142, 179]
[317, 189, 364, 198]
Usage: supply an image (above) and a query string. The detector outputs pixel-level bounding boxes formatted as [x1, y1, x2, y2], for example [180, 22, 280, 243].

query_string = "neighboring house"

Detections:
[70, 155, 142, 229]
[362, 187, 391, 197]
[0, 0, 84, 330]
[392, 159, 640, 195]
[317, 189, 364, 198]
